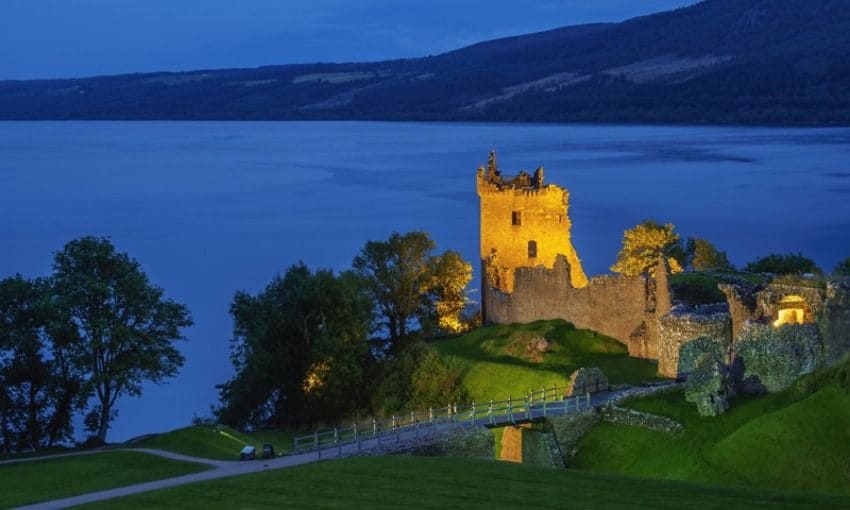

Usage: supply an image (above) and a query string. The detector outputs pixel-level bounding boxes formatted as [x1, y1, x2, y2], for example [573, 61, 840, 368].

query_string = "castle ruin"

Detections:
[478, 151, 670, 360]
[478, 152, 850, 384]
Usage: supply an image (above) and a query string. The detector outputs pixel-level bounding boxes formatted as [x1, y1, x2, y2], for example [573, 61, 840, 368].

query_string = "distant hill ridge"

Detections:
[2, 0, 850, 124]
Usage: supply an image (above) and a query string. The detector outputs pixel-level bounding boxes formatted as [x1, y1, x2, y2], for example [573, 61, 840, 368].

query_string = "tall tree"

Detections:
[421, 251, 473, 335]
[51, 237, 191, 443]
[0, 276, 52, 451]
[217, 264, 373, 428]
[353, 232, 435, 347]
[611, 221, 684, 276]
[688, 238, 734, 272]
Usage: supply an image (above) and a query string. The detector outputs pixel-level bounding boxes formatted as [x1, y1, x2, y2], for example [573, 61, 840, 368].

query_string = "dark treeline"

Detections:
[0, 237, 190, 452]
[2, 0, 850, 125]
[215, 231, 473, 430]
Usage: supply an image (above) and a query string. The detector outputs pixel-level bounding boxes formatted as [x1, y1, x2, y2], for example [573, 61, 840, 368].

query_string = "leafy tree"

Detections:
[744, 253, 821, 275]
[353, 232, 473, 347]
[421, 251, 473, 335]
[353, 232, 435, 348]
[217, 264, 373, 428]
[835, 257, 850, 277]
[51, 237, 191, 443]
[0, 276, 83, 451]
[688, 238, 734, 272]
[0, 276, 52, 451]
[611, 221, 684, 276]
[409, 350, 466, 410]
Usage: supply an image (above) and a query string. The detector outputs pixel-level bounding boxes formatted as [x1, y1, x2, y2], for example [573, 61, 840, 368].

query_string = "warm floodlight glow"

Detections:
[773, 295, 808, 327]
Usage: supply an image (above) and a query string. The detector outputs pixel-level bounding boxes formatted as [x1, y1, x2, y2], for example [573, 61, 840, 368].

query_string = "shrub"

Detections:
[744, 253, 821, 275]
[834, 257, 850, 277]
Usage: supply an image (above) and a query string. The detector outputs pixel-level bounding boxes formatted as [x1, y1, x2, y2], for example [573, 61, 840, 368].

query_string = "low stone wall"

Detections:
[380, 425, 496, 460]
[565, 367, 609, 396]
[600, 406, 683, 433]
[547, 411, 600, 466]
[658, 305, 731, 378]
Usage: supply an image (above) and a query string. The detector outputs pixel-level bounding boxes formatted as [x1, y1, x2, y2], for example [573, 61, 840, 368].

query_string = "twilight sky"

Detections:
[1, 0, 695, 80]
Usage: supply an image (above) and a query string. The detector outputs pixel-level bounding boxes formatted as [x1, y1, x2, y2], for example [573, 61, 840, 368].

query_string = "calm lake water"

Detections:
[2, 121, 850, 441]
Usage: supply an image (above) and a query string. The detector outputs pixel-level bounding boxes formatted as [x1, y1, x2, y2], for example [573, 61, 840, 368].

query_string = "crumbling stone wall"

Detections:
[657, 305, 732, 378]
[735, 322, 822, 393]
[565, 367, 609, 397]
[484, 255, 670, 360]
[477, 155, 587, 292]
[820, 281, 850, 364]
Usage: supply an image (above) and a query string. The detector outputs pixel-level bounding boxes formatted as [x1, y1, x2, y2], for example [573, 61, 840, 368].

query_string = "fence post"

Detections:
[587, 392, 591, 409]
[525, 396, 532, 421]
[429, 407, 434, 424]
[354, 423, 361, 452]
[470, 401, 476, 426]
[335, 428, 341, 456]
[374, 418, 380, 446]
[315, 431, 321, 460]
[529, 389, 533, 406]
[543, 398, 547, 418]
[508, 395, 513, 423]
[488, 399, 494, 425]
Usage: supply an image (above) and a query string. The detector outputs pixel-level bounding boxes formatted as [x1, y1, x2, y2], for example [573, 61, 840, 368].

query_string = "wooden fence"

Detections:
[292, 386, 593, 457]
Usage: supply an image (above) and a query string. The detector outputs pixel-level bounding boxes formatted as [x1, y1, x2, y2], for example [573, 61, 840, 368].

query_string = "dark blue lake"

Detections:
[2, 121, 849, 441]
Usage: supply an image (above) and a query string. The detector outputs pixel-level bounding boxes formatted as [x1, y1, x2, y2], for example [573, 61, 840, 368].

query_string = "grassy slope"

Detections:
[430, 320, 662, 401]
[77, 456, 850, 510]
[0, 451, 208, 509]
[133, 426, 296, 461]
[573, 382, 850, 494]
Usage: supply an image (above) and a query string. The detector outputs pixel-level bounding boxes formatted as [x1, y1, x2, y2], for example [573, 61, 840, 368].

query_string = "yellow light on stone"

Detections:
[773, 295, 808, 328]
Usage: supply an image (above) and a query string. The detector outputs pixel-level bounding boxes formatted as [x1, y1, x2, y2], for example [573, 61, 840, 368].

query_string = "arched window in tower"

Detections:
[528, 240, 538, 258]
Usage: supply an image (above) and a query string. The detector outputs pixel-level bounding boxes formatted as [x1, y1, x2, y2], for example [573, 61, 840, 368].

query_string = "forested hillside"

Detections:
[2, 0, 849, 124]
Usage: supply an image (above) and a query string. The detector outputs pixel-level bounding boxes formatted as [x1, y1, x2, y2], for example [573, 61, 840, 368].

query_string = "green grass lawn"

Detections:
[76, 455, 850, 510]
[132, 426, 297, 461]
[430, 320, 663, 401]
[0, 451, 208, 509]
[573, 371, 850, 494]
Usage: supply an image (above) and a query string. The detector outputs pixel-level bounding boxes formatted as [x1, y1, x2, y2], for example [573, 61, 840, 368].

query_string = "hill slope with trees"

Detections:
[2, 0, 850, 124]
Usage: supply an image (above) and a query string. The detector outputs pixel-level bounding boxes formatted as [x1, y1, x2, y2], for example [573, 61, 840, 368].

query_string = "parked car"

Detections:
[240, 445, 256, 460]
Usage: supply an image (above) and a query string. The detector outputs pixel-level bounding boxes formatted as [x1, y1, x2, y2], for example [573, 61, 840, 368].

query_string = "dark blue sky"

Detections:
[1, 0, 695, 80]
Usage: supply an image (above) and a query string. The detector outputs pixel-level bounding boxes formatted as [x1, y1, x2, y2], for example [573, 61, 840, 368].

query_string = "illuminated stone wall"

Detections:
[477, 160, 587, 293]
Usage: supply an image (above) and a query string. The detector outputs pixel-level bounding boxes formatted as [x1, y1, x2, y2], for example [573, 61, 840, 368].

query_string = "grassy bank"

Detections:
[573, 362, 850, 494]
[132, 426, 296, 461]
[77, 455, 850, 510]
[0, 451, 208, 509]
[430, 320, 662, 401]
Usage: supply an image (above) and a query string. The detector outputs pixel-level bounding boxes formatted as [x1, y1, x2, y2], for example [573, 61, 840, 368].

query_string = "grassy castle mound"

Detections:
[428, 320, 662, 402]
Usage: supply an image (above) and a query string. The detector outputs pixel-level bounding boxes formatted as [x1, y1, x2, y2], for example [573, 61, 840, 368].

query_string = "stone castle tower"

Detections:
[477, 151, 588, 294]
